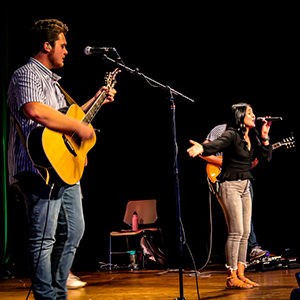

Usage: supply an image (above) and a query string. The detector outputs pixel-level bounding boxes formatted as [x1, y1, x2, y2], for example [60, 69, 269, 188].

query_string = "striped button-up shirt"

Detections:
[7, 58, 67, 184]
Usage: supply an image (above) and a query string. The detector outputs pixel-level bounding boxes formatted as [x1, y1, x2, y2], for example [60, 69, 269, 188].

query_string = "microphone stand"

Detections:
[103, 54, 195, 300]
[169, 90, 186, 300]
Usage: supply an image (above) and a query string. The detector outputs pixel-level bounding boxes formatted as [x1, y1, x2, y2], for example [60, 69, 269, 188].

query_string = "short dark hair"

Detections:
[30, 18, 69, 55]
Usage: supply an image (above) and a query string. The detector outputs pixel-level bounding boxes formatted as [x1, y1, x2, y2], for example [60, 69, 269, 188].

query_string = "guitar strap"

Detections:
[57, 84, 78, 105]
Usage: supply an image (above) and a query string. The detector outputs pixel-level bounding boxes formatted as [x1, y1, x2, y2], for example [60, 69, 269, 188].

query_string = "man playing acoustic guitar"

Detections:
[7, 18, 116, 299]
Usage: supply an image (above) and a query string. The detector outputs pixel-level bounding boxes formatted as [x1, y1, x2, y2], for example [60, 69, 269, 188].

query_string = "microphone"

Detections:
[84, 46, 114, 55]
[256, 117, 283, 121]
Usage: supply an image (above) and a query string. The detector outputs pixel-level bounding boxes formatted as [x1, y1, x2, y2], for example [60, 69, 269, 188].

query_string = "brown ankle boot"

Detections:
[237, 262, 259, 287]
[226, 269, 253, 289]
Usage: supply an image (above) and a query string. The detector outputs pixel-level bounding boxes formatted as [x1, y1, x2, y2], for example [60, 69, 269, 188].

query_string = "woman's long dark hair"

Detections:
[227, 102, 262, 147]
[226, 102, 250, 136]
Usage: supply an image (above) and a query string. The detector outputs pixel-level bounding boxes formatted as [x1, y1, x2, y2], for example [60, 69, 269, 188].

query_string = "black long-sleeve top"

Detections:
[202, 128, 272, 182]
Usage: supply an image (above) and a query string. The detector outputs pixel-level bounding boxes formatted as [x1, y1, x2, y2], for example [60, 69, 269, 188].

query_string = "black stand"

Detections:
[169, 93, 186, 300]
[102, 53, 195, 300]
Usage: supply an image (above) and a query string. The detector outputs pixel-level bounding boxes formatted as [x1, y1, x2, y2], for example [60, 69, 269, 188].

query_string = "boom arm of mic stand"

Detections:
[102, 54, 195, 103]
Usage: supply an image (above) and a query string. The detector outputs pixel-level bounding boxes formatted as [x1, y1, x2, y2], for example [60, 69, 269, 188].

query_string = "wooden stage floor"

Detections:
[0, 266, 299, 300]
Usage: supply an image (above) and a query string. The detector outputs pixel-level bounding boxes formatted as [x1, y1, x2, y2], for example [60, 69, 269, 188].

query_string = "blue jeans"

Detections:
[248, 182, 259, 250]
[217, 179, 252, 270]
[20, 175, 85, 300]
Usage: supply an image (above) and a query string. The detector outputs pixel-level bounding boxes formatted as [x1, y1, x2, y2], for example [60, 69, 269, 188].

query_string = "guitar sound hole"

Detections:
[62, 134, 77, 157]
[73, 134, 81, 146]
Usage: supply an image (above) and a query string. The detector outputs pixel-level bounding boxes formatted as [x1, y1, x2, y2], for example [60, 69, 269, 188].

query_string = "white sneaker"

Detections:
[66, 272, 87, 289]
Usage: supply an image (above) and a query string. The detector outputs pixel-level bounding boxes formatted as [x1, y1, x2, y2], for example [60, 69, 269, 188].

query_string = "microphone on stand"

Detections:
[84, 46, 115, 55]
[256, 116, 283, 121]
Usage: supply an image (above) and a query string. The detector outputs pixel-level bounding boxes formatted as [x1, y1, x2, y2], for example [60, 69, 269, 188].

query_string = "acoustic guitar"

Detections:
[26, 68, 120, 185]
[206, 136, 295, 184]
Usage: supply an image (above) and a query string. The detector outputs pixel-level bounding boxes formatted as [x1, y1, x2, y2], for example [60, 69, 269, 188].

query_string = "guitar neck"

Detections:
[272, 142, 281, 150]
[271, 137, 295, 150]
[83, 91, 107, 124]
[83, 68, 119, 124]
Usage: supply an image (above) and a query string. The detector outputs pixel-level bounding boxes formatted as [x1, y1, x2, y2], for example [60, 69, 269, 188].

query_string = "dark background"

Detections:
[2, 4, 299, 273]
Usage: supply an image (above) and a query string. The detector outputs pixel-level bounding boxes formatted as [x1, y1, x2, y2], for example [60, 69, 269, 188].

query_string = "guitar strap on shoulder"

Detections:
[57, 84, 77, 105]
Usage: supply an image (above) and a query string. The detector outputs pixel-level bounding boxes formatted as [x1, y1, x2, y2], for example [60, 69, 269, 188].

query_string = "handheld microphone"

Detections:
[84, 46, 114, 55]
[256, 117, 283, 121]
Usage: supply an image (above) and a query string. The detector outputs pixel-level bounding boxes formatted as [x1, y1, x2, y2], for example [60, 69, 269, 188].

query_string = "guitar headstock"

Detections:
[272, 136, 296, 150]
[105, 68, 121, 89]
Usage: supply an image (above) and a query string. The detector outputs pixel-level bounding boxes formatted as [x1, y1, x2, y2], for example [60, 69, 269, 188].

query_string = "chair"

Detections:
[108, 199, 163, 270]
